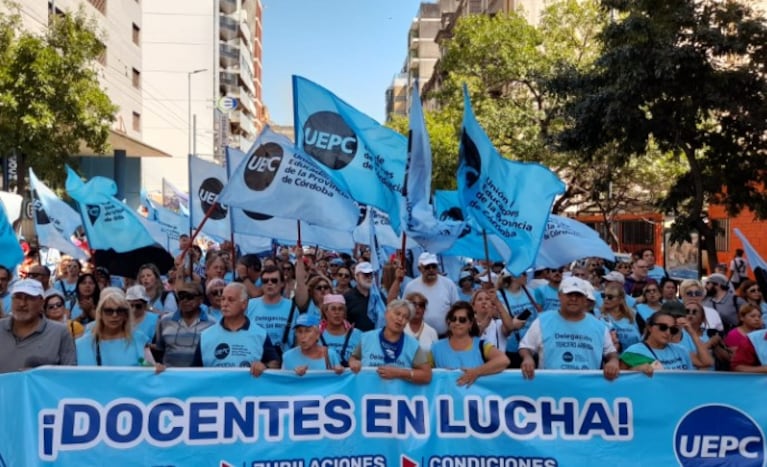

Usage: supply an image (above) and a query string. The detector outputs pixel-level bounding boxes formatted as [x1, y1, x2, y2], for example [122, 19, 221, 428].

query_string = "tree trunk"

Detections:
[696, 218, 718, 276]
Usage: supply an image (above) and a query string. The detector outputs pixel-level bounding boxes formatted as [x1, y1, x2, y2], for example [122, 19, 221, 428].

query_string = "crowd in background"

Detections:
[2, 237, 767, 383]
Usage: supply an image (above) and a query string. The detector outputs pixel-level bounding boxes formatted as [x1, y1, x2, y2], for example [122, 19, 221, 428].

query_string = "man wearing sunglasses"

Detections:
[155, 282, 215, 367]
[403, 253, 459, 338]
[0, 279, 76, 373]
[519, 276, 620, 381]
[245, 265, 297, 356]
[343, 261, 387, 332]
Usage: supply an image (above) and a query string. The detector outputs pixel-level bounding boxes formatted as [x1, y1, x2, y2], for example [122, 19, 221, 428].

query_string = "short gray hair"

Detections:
[386, 299, 414, 320]
[225, 282, 249, 302]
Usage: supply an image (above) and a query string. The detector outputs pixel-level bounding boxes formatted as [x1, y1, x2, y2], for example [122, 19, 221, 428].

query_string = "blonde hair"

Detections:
[679, 279, 703, 297]
[603, 283, 635, 323]
[91, 288, 134, 343]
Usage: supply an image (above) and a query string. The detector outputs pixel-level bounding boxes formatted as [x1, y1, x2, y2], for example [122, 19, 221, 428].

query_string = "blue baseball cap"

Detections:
[293, 313, 320, 328]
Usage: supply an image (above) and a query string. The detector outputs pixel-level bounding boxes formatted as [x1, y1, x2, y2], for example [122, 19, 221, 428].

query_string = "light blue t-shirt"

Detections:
[246, 297, 296, 352]
[534, 285, 560, 312]
[76, 331, 149, 367]
[747, 329, 767, 365]
[647, 266, 667, 282]
[537, 311, 608, 370]
[358, 330, 420, 369]
[134, 312, 159, 342]
[622, 341, 693, 370]
[199, 320, 267, 368]
[635, 304, 659, 322]
[281, 346, 341, 371]
[601, 314, 642, 351]
[321, 328, 362, 366]
[497, 288, 538, 352]
[430, 337, 491, 369]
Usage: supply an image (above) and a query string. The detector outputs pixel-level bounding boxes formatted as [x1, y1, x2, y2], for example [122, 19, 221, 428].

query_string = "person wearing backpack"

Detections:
[728, 249, 749, 291]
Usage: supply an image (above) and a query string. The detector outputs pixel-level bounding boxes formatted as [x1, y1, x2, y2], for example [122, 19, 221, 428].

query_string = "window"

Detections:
[87, 0, 106, 15]
[132, 112, 141, 132]
[712, 219, 730, 251]
[620, 220, 654, 246]
[132, 23, 140, 46]
[132, 68, 140, 89]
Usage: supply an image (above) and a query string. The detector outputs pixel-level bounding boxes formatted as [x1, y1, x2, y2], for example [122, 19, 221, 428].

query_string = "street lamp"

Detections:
[187, 68, 207, 155]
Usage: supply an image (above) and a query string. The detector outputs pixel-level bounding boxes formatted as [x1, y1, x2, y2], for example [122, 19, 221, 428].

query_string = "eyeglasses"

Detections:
[601, 293, 618, 300]
[262, 277, 281, 284]
[358, 272, 373, 278]
[685, 290, 705, 297]
[46, 302, 65, 310]
[315, 285, 331, 291]
[412, 301, 427, 308]
[177, 292, 199, 301]
[748, 288, 760, 294]
[653, 323, 680, 335]
[210, 289, 224, 296]
[448, 315, 469, 324]
[102, 307, 129, 316]
[685, 308, 700, 315]
[337, 273, 350, 278]
[131, 303, 146, 310]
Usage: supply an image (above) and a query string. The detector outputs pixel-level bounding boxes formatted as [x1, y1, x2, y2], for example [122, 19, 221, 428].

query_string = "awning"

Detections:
[78, 130, 173, 158]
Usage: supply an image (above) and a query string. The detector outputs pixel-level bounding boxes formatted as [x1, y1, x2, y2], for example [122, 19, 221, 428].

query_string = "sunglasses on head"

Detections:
[685, 290, 705, 297]
[177, 292, 199, 301]
[653, 323, 680, 335]
[262, 277, 281, 284]
[448, 315, 469, 324]
[102, 307, 129, 316]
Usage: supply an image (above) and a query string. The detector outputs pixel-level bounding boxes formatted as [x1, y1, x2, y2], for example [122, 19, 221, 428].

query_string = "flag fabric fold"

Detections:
[65, 166, 156, 253]
[457, 85, 565, 275]
[400, 83, 464, 253]
[292, 75, 407, 233]
[162, 178, 189, 215]
[139, 190, 189, 252]
[734, 228, 767, 295]
[0, 199, 23, 271]
[29, 169, 88, 260]
[536, 215, 614, 269]
[189, 155, 231, 240]
[218, 126, 361, 232]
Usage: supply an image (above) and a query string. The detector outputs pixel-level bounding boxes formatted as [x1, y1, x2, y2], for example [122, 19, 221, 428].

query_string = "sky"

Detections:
[261, 0, 426, 126]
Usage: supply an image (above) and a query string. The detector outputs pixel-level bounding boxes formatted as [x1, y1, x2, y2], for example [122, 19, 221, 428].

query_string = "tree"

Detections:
[0, 2, 116, 192]
[553, 0, 767, 270]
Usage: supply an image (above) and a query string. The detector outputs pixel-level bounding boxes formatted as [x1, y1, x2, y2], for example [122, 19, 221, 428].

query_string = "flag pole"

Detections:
[296, 220, 302, 248]
[482, 229, 491, 283]
[180, 201, 219, 266]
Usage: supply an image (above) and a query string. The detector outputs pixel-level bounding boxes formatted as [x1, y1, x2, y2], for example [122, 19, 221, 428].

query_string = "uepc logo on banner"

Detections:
[302, 111, 357, 170]
[674, 405, 765, 466]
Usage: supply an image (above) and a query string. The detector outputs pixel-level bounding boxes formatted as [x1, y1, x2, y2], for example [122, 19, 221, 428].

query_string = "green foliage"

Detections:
[554, 0, 767, 266]
[0, 2, 116, 191]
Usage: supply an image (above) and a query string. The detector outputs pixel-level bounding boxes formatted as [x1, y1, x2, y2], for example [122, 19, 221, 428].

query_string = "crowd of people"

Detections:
[2, 239, 767, 383]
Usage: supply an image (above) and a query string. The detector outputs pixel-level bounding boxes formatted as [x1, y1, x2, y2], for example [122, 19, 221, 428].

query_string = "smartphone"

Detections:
[706, 328, 719, 338]
[517, 309, 532, 320]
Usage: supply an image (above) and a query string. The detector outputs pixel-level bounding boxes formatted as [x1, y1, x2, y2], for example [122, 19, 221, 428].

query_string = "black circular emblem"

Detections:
[302, 111, 358, 170]
[198, 178, 228, 220]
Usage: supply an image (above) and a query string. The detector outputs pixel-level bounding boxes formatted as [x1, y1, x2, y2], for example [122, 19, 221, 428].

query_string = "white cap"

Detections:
[479, 272, 498, 283]
[125, 285, 150, 302]
[354, 262, 374, 274]
[602, 271, 625, 285]
[11, 279, 44, 298]
[418, 252, 439, 266]
[559, 276, 592, 299]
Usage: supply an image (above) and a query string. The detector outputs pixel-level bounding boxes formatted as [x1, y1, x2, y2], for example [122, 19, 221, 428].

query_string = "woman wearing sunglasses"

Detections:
[44, 289, 83, 338]
[333, 266, 353, 295]
[296, 275, 334, 320]
[620, 310, 713, 374]
[736, 280, 767, 318]
[599, 284, 641, 352]
[679, 302, 729, 371]
[679, 279, 723, 332]
[636, 284, 664, 322]
[76, 289, 154, 367]
[404, 292, 439, 352]
[203, 278, 226, 321]
[430, 302, 510, 386]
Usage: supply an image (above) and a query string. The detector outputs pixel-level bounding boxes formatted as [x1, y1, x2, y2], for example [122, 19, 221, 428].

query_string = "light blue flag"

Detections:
[734, 229, 767, 277]
[536, 215, 614, 269]
[225, 147, 355, 252]
[292, 75, 407, 233]
[189, 155, 231, 240]
[353, 206, 419, 252]
[0, 199, 23, 270]
[366, 209, 388, 329]
[457, 86, 565, 275]
[64, 166, 156, 253]
[218, 126, 362, 231]
[29, 169, 89, 260]
[433, 190, 506, 261]
[139, 190, 189, 252]
[401, 83, 464, 253]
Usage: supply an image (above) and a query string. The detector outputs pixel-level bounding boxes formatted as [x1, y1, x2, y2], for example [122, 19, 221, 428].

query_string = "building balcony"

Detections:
[239, 19, 252, 50]
[220, 70, 238, 92]
[220, 15, 238, 40]
[220, 0, 237, 15]
[237, 112, 257, 137]
[238, 89, 256, 117]
[220, 42, 239, 68]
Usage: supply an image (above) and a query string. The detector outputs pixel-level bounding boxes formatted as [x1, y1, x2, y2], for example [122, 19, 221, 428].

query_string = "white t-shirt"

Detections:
[404, 322, 439, 352]
[404, 276, 459, 336]
[480, 319, 508, 352]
